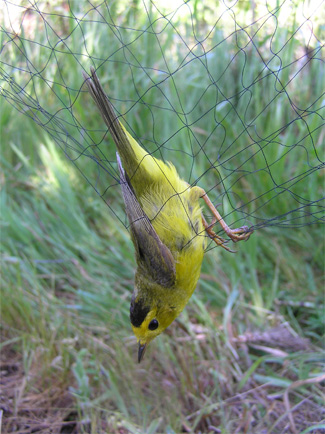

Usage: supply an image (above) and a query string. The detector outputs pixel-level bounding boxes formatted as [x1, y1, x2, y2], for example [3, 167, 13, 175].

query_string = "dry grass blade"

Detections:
[283, 374, 325, 434]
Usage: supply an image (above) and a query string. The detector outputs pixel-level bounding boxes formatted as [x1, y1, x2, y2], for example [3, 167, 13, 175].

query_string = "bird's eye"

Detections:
[148, 319, 159, 330]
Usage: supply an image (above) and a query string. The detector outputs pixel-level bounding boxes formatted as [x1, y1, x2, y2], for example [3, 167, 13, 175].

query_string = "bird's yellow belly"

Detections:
[146, 189, 205, 307]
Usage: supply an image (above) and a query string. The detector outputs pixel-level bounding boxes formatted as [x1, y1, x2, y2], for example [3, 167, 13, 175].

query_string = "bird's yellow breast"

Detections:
[139, 174, 205, 309]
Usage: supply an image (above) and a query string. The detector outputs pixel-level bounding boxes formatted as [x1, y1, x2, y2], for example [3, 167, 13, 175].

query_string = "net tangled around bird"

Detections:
[1, 0, 324, 245]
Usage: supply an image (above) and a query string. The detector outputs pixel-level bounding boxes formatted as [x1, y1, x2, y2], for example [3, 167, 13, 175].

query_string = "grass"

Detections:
[1, 0, 324, 433]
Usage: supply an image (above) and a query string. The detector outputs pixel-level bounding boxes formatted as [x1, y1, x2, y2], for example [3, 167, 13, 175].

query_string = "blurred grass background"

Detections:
[1, 0, 324, 433]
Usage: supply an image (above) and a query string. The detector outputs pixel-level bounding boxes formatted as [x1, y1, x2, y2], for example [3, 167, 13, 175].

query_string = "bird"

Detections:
[82, 67, 252, 362]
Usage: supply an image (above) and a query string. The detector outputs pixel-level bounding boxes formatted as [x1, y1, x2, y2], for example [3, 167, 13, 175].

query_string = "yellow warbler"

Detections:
[83, 68, 252, 362]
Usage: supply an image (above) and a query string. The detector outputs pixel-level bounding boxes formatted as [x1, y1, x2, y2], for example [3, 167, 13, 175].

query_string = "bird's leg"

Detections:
[201, 214, 236, 253]
[196, 187, 253, 246]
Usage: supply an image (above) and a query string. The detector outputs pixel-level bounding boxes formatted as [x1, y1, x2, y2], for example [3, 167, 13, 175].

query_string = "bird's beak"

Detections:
[138, 342, 147, 363]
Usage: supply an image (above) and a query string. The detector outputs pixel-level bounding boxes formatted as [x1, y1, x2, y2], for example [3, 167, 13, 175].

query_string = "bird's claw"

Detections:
[226, 225, 253, 243]
[205, 226, 236, 253]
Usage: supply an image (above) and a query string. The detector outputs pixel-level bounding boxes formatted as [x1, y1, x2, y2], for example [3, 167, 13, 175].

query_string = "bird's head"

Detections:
[130, 294, 179, 362]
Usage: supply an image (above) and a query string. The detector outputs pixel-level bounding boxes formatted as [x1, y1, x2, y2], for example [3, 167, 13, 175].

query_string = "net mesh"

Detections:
[1, 0, 324, 241]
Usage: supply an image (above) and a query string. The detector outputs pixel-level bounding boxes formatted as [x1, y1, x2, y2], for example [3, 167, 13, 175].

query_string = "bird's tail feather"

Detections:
[82, 67, 142, 175]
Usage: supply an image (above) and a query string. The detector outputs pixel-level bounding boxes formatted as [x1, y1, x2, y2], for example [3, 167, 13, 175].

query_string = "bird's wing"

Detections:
[117, 152, 176, 288]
